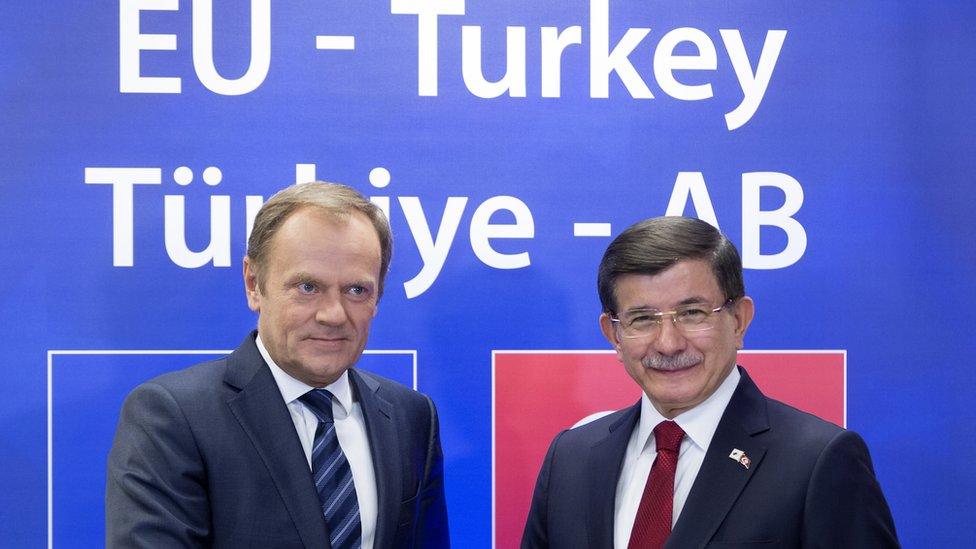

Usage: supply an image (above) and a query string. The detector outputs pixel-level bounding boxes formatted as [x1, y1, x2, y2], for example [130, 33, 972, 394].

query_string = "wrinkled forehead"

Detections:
[612, 260, 724, 311]
[273, 206, 376, 245]
[261, 208, 381, 267]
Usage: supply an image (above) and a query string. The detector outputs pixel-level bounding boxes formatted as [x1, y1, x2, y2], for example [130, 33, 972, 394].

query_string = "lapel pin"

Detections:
[728, 448, 751, 469]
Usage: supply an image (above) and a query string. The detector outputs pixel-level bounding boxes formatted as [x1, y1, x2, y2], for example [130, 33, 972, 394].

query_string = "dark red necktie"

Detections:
[628, 420, 685, 549]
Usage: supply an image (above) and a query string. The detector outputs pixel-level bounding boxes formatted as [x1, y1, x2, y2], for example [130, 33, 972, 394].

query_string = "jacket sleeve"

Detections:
[802, 429, 900, 548]
[521, 430, 567, 549]
[106, 382, 211, 548]
[414, 395, 451, 547]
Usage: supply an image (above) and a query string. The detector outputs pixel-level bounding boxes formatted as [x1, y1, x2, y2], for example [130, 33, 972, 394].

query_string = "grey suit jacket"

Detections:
[106, 332, 449, 548]
[521, 367, 898, 548]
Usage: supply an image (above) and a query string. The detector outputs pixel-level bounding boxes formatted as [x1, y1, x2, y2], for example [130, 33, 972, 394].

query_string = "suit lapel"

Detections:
[349, 369, 401, 549]
[666, 367, 769, 549]
[587, 403, 641, 549]
[223, 333, 330, 548]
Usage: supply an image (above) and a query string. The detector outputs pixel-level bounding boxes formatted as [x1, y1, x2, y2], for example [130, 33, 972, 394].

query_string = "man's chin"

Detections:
[304, 364, 352, 386]
[291, 349, 353, 376]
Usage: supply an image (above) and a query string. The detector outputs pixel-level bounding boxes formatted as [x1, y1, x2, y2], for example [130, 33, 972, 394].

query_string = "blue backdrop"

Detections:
[3, 1, 975, 546]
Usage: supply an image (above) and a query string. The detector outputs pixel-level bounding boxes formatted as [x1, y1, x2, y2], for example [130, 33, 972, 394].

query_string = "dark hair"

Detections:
[246, 182, 393, 297]
[597, 216, 744, 313]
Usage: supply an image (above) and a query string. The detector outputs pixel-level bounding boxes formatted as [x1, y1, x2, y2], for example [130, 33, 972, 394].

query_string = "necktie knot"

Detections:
[299, 389, 336, 423]
[654, 420, 684, 454]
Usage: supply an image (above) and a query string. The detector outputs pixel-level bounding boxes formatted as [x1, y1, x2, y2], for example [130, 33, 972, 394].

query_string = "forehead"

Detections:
[613, 259, 722, 310]
[266, 207, 381, 274]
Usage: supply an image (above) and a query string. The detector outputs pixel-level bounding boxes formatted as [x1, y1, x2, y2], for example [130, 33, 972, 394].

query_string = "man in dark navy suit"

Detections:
[107, 182, 449, 548]
[522, 216, 897, 548]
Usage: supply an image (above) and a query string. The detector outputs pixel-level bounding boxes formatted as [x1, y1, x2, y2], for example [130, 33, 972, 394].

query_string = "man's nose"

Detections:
[315, 291, 347, 325]
[653, 316, 687, 355]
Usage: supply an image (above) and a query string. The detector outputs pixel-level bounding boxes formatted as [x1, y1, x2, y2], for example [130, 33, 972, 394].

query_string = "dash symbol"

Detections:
[316, 35, 356, 50]
[573, 223, 612, 237]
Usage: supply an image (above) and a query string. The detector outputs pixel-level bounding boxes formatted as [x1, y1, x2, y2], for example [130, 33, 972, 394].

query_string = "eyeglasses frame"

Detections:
[609, 298, 737, 339]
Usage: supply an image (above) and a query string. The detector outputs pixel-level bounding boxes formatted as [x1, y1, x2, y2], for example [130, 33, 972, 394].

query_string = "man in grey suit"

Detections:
[107, 182, 449, 548]
[522, 216, 898, 548]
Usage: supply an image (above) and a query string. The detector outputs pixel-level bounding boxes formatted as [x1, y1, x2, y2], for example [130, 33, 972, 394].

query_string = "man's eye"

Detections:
[298, 282, 317, 294]
[347, 286, 368, 297]
[628, 315, 657, 328]
[677, 308, 708, 322]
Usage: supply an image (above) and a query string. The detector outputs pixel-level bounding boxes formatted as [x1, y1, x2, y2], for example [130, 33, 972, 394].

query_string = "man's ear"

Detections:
[599, 312, 624, 362]
[733, 296, 755, 349]
[243, 256, 261, 312]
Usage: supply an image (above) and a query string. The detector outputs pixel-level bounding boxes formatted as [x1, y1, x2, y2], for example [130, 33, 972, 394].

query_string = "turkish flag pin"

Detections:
[728, 448, 751, 469]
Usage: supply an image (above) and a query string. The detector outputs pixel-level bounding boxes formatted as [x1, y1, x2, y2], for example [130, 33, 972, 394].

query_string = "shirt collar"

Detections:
[256, 333, 354, 416]
[636, 364, 741, 454]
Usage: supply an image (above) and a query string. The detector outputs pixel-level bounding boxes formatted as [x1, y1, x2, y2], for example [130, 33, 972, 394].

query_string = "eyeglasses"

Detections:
[609, 299, 735, 339]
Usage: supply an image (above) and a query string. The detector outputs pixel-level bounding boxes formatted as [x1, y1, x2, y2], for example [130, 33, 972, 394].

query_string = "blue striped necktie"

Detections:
[300, 389, 362, 549]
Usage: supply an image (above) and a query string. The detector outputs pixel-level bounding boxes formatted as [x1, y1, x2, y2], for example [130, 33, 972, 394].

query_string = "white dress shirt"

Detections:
[613, 366, 741, 549]
[257, 335, 377, 549]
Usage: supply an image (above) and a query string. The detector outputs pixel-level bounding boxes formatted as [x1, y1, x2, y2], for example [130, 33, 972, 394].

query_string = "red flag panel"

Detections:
[492, 350, 845, 548]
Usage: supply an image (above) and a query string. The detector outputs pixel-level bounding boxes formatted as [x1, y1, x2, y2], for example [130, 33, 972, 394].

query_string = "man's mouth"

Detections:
[305, 335, 348, 344]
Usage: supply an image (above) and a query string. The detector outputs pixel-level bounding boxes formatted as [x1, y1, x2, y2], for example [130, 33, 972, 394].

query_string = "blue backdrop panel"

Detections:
[3, 1, 976, 546]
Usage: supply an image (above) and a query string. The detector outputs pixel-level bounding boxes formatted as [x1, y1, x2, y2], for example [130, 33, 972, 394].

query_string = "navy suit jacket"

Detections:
[106, 333, 449, 548]
[521, 367, 898, 548]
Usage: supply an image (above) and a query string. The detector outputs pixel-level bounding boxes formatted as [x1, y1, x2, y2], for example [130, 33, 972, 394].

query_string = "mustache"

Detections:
[642, 353, 703, 371]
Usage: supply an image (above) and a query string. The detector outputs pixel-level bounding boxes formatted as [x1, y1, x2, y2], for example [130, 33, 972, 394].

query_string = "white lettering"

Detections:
[589, 0, 652, 99]
[664, 171, 720, 229]
[368, 167, 393, 221]
[541, 26, 582, 98]
[741, 171, 806, 269]
[399, 196, 468, 298]
[119, 0, 180, 93]
[164, 195, 232, 267]
[295, 163, 317, 184]
[192, 0, 271, 95]
[84, 167, 162, 266]
[721, 29, 787, 130]
[391, 0, 466, 96]
[653, 28, 716, 101]
[245, 195, 264, 244]
[462, 26, 527, 98]
[469, 196, 533, 268]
